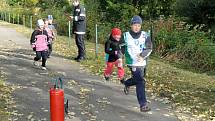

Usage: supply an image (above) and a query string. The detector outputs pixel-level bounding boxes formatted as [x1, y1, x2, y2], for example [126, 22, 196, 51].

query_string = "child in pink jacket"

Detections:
[30, 19, 49, 70]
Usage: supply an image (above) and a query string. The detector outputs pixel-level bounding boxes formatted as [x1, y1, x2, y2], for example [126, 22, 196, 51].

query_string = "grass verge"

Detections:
[0, 71, 11, 121]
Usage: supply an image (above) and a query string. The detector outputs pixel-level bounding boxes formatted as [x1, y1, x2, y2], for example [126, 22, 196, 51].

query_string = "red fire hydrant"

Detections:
[50, 78, 65, 121]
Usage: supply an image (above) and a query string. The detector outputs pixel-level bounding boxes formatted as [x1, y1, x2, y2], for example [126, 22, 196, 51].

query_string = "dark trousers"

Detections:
[34, 51, 48, 67]
[124, 67, 147, 107]
[75, 34, 85, 58]
[48, 43, 52, 57]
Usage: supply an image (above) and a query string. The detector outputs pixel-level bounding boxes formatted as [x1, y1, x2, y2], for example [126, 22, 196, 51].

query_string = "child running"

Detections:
[121, 15, 153, 112]
[30, 19, 49, 70]
[44, 18, 55, 58]
[47, 15, 56, 58]
[104, 28, 125, 82]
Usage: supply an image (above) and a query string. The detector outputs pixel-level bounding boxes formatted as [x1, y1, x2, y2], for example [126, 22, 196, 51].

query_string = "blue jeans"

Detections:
[124, 67, 146, 107]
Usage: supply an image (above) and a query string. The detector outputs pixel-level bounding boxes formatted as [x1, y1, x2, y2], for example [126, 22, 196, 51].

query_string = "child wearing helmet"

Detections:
[104, 28, 125, 82]
[30, 19, 50, 70]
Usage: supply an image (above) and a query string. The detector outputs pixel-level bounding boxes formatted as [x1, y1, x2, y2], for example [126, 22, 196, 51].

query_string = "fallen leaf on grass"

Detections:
[27, 114, 33, 120]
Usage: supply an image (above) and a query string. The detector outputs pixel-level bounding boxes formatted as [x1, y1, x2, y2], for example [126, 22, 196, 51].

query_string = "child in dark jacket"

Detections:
[104, 28, 125, 82]
[30, 19, 49, 70]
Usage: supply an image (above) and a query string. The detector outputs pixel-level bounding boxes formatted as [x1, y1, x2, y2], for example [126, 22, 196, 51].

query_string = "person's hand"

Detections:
[115, 51, 118, 55]
[33, 47, 36, 51]
[117, 58, 123, 67]
[69, 16, 73, 20]
[64, 13, 73, 21]
[31, 44, 35, 48]
[47, 40, 51, 44]
[65, 16, 73, 21]
[136, 54, 144, 63]
[115, 50, 122, 58]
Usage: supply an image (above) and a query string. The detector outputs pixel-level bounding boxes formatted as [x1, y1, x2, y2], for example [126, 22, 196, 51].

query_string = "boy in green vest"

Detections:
[121, 15, 152, 112]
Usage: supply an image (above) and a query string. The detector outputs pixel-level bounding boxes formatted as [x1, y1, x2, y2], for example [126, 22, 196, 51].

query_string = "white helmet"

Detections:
[37, 19, 44, 28]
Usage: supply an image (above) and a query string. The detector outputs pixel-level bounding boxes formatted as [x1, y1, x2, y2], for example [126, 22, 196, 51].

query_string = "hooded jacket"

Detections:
[30, 29, 49, 51]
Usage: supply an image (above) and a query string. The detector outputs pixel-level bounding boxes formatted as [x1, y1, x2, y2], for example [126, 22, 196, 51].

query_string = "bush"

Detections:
[154, 19, 215, 72]
[175, 0, 215, 35]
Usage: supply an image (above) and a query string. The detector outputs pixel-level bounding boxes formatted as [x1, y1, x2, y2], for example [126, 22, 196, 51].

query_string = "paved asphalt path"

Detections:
[0, 23, 180, 121]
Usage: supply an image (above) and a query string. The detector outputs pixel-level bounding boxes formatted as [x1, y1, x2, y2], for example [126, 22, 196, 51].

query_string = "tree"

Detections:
[176, 0, 215, 32]
[36, 0, 69, 10]
[7, 0, 39, 7]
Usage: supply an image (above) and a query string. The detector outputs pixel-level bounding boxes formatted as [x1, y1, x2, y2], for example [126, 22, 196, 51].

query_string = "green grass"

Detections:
[0, 74, 10, 121]
[147, 58, 215, 118]
[1, 21, 215, 120]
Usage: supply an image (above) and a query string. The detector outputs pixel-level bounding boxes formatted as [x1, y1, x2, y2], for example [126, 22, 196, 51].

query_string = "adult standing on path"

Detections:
[70, 0, 86, 62]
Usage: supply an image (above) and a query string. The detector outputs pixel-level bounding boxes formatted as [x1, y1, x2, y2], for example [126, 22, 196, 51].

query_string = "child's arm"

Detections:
[115, 40, 125, 59]
[139, 36, 153, 59]
[49, 25, 56, 38]
[105, 40, 115, 55]
[30, 31, 37, 51]
[30, 31, 36, 45]
[51, 29, 55, 38]
[44, 30, 50, 44]
[119, 39, 126, 55]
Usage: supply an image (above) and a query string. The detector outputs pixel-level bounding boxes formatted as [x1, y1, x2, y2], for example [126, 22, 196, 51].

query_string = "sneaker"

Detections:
[140, 105, 151, 112]
[124, 85, 129, 95]
[41, 66, 47, 70]
[76, 57, 85, 62]
[74, 56, 79, 60]
[104, 76, 110, 81]
[120, 78, 125, 84]
[33, 61, 39, 66]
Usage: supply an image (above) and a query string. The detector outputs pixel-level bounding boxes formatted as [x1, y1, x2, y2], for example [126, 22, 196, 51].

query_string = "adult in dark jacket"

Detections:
[70, 0, 86, 62]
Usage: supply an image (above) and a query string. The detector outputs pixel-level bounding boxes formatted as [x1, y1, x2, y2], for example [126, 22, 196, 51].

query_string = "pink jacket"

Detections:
[30, 29, 49, 51]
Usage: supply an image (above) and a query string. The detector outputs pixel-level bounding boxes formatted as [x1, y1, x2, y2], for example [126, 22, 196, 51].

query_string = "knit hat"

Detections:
[130, 15, 143, 25]
[37, 19, 44, 27]
[111, 28, 122, 36]
[47, 15, 53, 20]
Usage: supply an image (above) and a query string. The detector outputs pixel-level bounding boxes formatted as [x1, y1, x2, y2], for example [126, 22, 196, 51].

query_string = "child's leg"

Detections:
[34, 51, 42, 61]
[124, 67, 137, 86]
[122, 67, 136, 95]
[48, 43, 52, 57]
[41, 51, 48, 67]
[116, 59, 124, 80]
[104, 62, 114, 77]
[134, 67, 147, 107]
